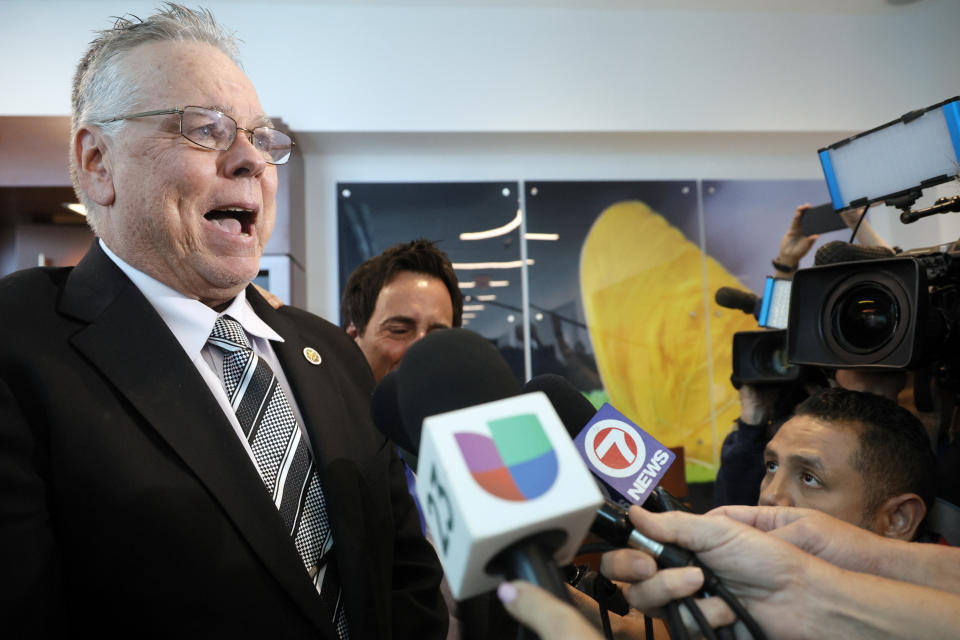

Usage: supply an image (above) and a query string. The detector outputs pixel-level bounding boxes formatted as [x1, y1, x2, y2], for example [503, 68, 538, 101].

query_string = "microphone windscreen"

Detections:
[395, 328, 522, 453]
[814, 240, 895, 266]
[714, 286, 758, 315]
[522, 374, 597, 440]
[371, 371, 416, 453]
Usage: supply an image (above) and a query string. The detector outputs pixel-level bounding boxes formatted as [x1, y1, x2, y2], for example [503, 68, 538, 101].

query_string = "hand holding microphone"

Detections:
[372, 334, 766, 638]
[520, 374, 769, 639]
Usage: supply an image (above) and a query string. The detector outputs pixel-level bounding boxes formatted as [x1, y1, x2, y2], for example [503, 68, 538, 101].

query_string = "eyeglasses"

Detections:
[100, 106, 295, 165]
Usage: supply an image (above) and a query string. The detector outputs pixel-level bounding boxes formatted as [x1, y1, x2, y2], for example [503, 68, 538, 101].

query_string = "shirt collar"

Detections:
[98, 238, 284, 358]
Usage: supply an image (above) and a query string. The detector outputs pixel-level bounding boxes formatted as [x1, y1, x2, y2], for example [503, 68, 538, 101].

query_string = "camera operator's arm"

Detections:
[773, 204, 818, 279]
[713, 505, 960, 595]
[714, 385, 781, 507]
[736, 383, 782, 427]
[602, 507, 960, 639]
[839, 206, 891, 249]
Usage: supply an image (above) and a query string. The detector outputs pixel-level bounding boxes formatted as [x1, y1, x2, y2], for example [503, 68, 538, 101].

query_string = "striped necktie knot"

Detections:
[209, 315, 251, 353]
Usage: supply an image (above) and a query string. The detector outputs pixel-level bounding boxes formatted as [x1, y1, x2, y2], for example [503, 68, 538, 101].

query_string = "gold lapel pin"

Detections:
[303, 347, 322, 366]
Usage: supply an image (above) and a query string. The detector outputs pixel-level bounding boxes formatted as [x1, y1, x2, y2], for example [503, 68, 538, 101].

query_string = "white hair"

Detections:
[70, 3, 242, 233]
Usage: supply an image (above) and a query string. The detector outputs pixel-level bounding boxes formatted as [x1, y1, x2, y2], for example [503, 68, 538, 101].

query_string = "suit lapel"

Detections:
[249, 295, 355, 466]
[60, 244, 338, 637]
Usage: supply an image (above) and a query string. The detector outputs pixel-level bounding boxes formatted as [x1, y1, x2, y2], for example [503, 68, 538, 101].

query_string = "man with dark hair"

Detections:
[342, 238, 464, 382]
[759, 387, 936, 540]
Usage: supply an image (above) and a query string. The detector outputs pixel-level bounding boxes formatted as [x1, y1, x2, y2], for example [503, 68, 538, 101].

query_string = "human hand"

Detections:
[498, 581, 603, 640]
[838, 205, 866, 229]
[709, 504, 894, 576]
[776, 203, 817, 268]
[601, 506, 824, 639]
[737, 384, 781, 426]
[567, 583, 660, 640]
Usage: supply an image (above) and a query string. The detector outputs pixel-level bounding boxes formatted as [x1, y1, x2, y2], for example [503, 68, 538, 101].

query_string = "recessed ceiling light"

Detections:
[460, 209, 522, 241]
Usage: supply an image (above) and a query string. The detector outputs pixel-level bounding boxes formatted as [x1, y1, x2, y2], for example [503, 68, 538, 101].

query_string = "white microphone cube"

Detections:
[415, 391, 603, 600]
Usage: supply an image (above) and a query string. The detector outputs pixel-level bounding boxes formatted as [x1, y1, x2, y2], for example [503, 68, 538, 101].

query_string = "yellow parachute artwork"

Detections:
[580, 201, 760, 470]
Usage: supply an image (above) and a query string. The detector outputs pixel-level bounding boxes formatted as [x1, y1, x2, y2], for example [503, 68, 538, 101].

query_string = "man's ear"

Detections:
[345, 322, 359, 340]
[74, 126, 115, 207]
[874, 493, 927, 541]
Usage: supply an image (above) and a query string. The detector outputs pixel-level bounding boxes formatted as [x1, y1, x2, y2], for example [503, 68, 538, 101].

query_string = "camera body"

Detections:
[787, 241, 960, 371]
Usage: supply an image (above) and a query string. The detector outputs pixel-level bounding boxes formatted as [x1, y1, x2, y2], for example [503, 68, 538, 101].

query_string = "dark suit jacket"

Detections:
[0, 242, 447, 639]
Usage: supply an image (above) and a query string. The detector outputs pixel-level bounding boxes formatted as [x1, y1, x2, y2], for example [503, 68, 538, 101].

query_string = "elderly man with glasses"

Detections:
[0, 5, 447, 639]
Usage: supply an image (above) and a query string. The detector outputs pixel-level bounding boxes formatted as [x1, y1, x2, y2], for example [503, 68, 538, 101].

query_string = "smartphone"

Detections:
[801, 202, 847, 236]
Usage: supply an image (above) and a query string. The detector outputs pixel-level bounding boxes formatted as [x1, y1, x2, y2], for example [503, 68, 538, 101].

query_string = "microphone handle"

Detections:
[493, 533, 573, 604]
[495, 536, 573, 640]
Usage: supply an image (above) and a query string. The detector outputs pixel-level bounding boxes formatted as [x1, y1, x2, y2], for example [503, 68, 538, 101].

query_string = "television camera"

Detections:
[728, 96, 960, 386]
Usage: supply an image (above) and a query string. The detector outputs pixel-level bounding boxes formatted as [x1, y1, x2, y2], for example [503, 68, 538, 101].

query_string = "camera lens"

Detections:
[770, 347, 791, 375]
[832, 284, 899, 352]
[749, 336, 795, 378]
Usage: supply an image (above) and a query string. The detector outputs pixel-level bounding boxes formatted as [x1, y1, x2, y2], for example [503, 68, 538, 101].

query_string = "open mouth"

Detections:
[204, 207, 255, 236]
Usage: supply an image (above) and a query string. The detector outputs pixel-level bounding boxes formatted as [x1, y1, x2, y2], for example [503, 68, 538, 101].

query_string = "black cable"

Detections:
[682, 596, 719, 640]
[599, 605, 613, 640]
[664, 601, 689, 640]
[706, 580, 767, 640]
[716, 625, 736, 640]
[849, 202, 871, 244]
[587, 570, 623, 640]
[644, 615, 654, 639]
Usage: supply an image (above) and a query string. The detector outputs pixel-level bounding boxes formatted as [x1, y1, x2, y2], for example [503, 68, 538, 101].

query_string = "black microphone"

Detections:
[372, 329, 602, 606]
[814, 240, 896, 266]
[370, 371, 416, 453]
[393, 329, 522, 454]
[521, 374, 597, 440]
[371, 330, 522, 456]
[521, 375, 636, 614]
[715, 286, 760, 319]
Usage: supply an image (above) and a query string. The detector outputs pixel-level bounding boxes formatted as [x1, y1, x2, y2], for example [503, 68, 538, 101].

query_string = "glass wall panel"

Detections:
[337, 181, 524, 381]
[337, 178, 840, 480]
[525, 180, 717, 472]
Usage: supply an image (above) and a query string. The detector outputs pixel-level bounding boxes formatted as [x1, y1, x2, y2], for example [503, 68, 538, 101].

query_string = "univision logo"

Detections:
[454, 413, 558, 501]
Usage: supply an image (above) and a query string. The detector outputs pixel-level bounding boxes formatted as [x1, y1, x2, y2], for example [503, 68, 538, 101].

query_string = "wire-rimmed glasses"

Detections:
[100, 106, 294, 165]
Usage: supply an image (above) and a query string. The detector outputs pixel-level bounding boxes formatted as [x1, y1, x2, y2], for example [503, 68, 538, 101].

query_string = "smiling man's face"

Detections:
[349, 270, 454, 382]
[96, 40, 277, 308]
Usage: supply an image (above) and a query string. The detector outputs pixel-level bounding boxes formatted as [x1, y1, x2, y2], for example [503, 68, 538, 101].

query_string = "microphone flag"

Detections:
[573, 404, 676, 507]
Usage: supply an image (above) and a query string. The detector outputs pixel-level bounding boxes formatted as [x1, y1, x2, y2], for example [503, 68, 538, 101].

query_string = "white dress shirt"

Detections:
[99, 239, 311, 466]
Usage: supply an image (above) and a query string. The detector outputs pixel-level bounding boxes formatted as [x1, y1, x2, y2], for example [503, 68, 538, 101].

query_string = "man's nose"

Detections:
[222, 126, 268, 178]
[758, 474, 793, 507]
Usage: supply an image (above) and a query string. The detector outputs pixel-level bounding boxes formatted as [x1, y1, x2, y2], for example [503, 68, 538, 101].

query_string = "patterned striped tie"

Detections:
[208, 315, 349, 638]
